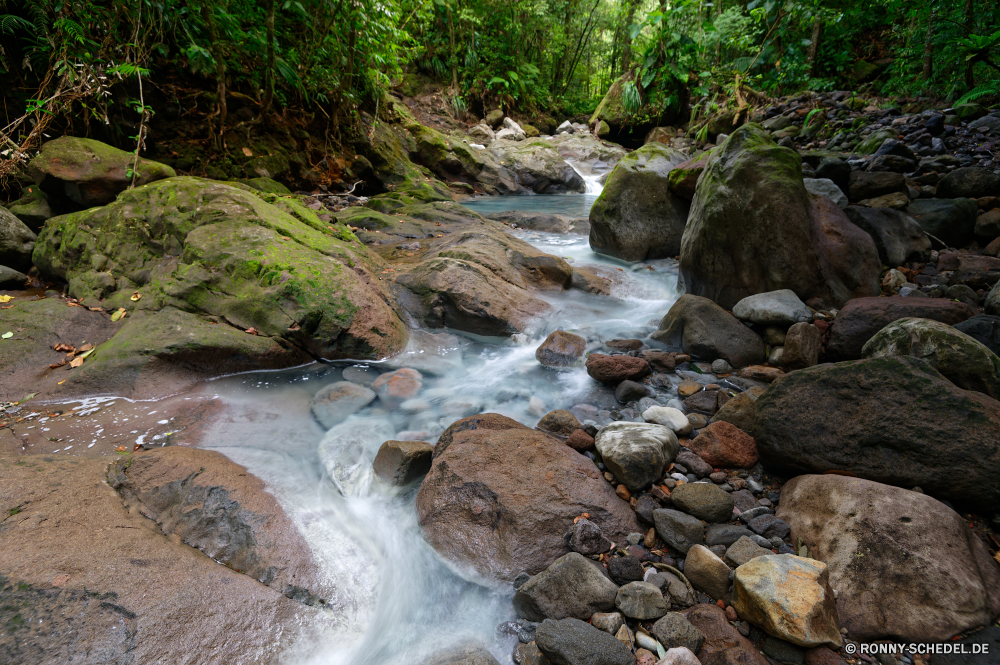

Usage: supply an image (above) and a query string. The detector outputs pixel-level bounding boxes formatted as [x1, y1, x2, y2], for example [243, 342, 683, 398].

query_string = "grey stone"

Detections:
[635, 494, 662, 524]
[423, 642, 502, 665]
[676, 450, 713, 478]
[310, 381, 377, 429]
[762, 636, 807, 665]
[651, 613, 706, 653]
[670, 482, 735, 523]
[903, 198, 979, 248]
[536, 331, 588, 367]
[653, 509, 705, 554]
[647, 571, 696, 608]
[748, 514, 791, 540]
[706, 524, 754, 547]
[0, 207, 36, 273]
[0, 265, 28, 289]
[651, 294, 766, 368]
[535, 618, 634, 665]
[781, 322, 822, 371]
[954, 315, 1000, 356]
[733, 289, 813, 326]
[566, 519, 613, 555]
[731, 489, 759, 512]
[615, 581, 669, 620]
[595, 422, 679, 492]
[615, 379, 650, 403]
[803, 178, 848, 209]
[513, 552, 619, 622]
[607, 555, 645, 585]
[723, 536, 773, 568]
[684, 544, 731, 600]
[936, 167, 1000, 200]
[843, 206, 932, 267]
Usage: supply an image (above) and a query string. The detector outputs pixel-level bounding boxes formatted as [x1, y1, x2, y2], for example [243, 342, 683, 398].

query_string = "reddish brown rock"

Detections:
[416, 414, 641, 581]
[536, 330, 587, 367]
[782, 322, 822, 371]
[640, 350, 677, 373]
[682, 603, 770, 665]
[825, 296, 978, 361]
[805, 647, 848, 665]
[537, 410, 584, 438]
[566, 429, 596, 451]
[688, 421, 758, 469]
[373, 367, 423, 406]
[585, 353, 651, 384]
[735, 366, 785, 383]
[683, 390, 731, 415]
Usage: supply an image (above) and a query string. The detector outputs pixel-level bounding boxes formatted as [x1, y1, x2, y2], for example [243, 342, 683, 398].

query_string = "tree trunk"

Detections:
[964, 0, 975, 89]
[448, 3, 458, 90]
[807, 18, 822, 77]
[200, 0, 227, 146]
[922, 9, 936, 81]
[261, 0, 275, 115]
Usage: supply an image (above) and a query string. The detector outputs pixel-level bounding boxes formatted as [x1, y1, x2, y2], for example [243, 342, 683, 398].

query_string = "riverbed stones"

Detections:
[903, 198, 979, 248]
[588, 143, 691, 261]
[594, 422, 679, 491]
[651, 613, 706, 653]
[616, 379, 650, 403]
[651, 294, 766, 368]
[723, 536, 772, 568]
[777, 474, 1000, 641]
[684, 603, 771, 665]
[687, 421, 758, 469]
[679, 124, 880, 310]
[753, 356, 1000, 511]
[732, 290, 812, 326]
[585, 353, 651, 383]
[642, 406, 692, 435]
[802, 178, 847, 208]
[566, 518, 613, 555]
[861, 317, 1000, 398]
[709, 386, 765, 432]
[28, 136, 176, 211]
[537, 410, 584, 438]
[732, 555, 842, 648]
[824, 296, 977, 360]
[676, 450, 713, 478]
[616, 582, 669, 620]
[537, 331, 587, 367]
[513, 552, 619, 621]
[670, 482, 735, 523]
[417, 414, 641, 581]
[653, 509, 705, 554]
[843, 206, 932, 266]
[954, 315, 1000, 356]
[936, 167, 1000, 199]
[781, 322, 822, 371]
[684, 545, 731, 600]
[592, 612, 624, 635]
[372, 440, 433, 486]
[310, 381, 377, 429]
[534, 617, 634, 665]
[607, 555, 645, 584]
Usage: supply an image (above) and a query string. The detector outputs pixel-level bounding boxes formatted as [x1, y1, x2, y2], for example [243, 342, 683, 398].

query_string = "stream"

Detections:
[33, 170, 684, 664]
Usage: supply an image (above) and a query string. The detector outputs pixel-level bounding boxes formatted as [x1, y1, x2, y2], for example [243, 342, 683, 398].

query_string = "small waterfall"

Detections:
[565, 159, 604, 196]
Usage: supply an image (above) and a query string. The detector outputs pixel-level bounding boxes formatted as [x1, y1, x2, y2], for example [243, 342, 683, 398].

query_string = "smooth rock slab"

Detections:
[670, 482, 735, 523]
[732, 290, 813, 326]
[732, 555, 843, 648]
[595, 422, 680, 492]
[653, 509, 705, 554]
[513, 552, 619, 621]
[777, 474, 1000, 642]
[724, 536, 772, 568]
[535, 617, 634, 665]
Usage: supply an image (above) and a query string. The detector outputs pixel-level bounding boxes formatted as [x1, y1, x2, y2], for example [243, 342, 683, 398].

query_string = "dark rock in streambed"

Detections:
[651, 294, 766, 368]
[903, 198, 979, 248]
[0, 264, 27, 289]
[954, 315, 1000, 356]
[935, 167, 1000, 200]
[615, 379, 650, 403]
[843, 206, 932, 266]
[486, 210, 589, 234]
[513, 552, 618, 621]
[535, 618, 634, 665]
[753, 356, 1000, 511]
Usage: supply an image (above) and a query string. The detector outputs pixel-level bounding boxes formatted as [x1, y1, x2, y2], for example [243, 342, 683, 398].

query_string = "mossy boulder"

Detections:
[488, 139, 585, 193]
[0, 206, 36, 272]
[952, 104, 987, 121]
[589, 143, 691, 261]
[590, 73, 684, 146]
[754, 356, 1000, 512]
[32, 177, 407, 363]
[235, 177, 292, 195]
[679, 124, 881, 310]
[855, 128, 899, 155]
[862, 317, 1000, 398]
[6, 187, 53, 232]
[28, 136, 176, 212]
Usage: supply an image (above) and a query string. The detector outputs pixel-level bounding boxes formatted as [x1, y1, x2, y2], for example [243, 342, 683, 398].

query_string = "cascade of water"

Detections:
[565, 159, 605, 196]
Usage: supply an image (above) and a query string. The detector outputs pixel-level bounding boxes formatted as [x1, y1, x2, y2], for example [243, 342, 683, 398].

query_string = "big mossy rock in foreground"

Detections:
[415, 414, 640, 582]
[588, 143, 691, 261]
[753, 356, 1000, 511]
[679, 124, 880, 310]
[33, 177, 407, 362]
[778, 474, 1000, 642]
[28, 136, 176, 212]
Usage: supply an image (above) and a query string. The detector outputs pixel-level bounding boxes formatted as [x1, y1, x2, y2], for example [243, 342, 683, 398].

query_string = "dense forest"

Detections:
[1, 0, 999, 195]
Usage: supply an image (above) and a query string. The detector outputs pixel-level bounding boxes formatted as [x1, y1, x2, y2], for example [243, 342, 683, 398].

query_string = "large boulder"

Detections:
[903, 198, 978, 248]
[106, 447, 331, 604]
[28, 137, 176, 212]
[843, 206, 932, 266]
[589, 73, 683, 146]
[824, 296, 978, 361]
[862, 317, 1000, 398]
[513, 552, 619, 621]
[936, 167, 1000, 199]
[679, 125, 880, 310]
[753, 356, 1000, 511]
[488, 139, 585, 193]
[954, 315, 1000, 356]
[594, 422, 680, 492]
[650, 294, 766, 368]
[33, 177, 407, 362]
[0, 206, 37, 273]
[416, 414, 641, 581]
[588, 143, 691, 261]
[731, 555, 842, 649]
[777, 474, 1000, 641]
[535, 617, 635, 665]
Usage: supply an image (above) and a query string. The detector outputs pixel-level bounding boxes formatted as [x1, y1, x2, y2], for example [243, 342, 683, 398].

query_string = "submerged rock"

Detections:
[310, 381, 377, 429]
[416, 414, 640, 582]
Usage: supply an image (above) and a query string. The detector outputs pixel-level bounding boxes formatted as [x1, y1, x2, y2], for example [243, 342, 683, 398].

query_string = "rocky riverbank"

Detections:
[1, 92, 1000, 665]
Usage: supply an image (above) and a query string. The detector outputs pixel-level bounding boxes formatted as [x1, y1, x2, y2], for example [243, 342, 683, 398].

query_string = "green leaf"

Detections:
[1, 332, 12, 339]
[641, 68, 657, 88]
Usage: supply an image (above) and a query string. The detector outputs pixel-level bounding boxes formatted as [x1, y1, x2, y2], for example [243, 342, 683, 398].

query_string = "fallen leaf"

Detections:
[69, 357, 83, 368]
[281, 236, 290, 241]
[130, 291, 142, 301]
[242, 147, 253, 156]
[53, 343, 76, 353]
[1, 332, 12, 339]
[50, 361, 67, 369]
[133, 444, 142, 452]
[87, 307, 103, 312]
[0, 305, 13, 310]
[111, 308, 127, 322]
[246, 327, 259, 335]
[0, 295, 13, 303]
[287, 322, 301, 332]
[77, 349, 95, 360]
[77, 343, 93, 353]
[57, 380, 66, 385]
[114, 445, 128, 453]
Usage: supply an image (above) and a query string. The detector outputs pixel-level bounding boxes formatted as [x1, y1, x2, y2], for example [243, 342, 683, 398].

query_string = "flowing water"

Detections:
[33, 179, 684, 664]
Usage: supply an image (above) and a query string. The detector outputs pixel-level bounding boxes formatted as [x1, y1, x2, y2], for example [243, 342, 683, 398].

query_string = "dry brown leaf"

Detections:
[246, 327, 259, 335]
[77, 343, 93, 353]
[69, 357, 83, 368]
[53, 343, 76, 353]
[242, 147, 253, 157]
